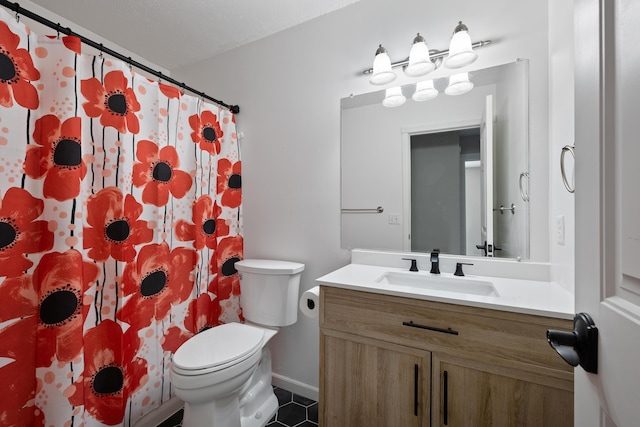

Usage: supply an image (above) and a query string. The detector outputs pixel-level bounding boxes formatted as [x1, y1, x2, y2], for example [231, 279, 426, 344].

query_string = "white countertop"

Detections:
[316, 263, 575, 320]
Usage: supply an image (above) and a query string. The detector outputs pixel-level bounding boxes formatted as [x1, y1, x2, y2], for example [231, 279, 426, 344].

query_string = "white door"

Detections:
[574, 0, 640, 425]
[480, 95, 494, 256]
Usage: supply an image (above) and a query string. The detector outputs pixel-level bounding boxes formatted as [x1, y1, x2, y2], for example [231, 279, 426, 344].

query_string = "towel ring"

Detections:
[519, 172, 530, 202]
[560, 145, 575, 193]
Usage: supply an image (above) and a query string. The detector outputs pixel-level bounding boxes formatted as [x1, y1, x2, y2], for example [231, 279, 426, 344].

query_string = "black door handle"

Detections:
[475, 241, 500, 256]
[547, 312, 598, 374]
[476, 241, 488, 256]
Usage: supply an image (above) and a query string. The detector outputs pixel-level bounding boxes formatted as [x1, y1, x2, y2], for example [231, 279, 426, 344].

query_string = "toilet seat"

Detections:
[172, 323, 265, 376]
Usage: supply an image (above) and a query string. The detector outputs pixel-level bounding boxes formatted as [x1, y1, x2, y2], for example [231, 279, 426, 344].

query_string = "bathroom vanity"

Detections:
[316, 255, 574, 427]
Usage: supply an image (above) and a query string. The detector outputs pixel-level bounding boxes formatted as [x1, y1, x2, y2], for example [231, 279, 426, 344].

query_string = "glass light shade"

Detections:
[382, 86, 406, 108]
[445, 72, 474, 96]
[412, 80, 438, 102]
[444, 23, 478, 69]
[370, 45, 396, 85]
[404, 34, 435, 77]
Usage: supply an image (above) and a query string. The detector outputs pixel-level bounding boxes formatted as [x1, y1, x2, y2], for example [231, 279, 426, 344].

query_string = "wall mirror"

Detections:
[341, 59, 529, 259]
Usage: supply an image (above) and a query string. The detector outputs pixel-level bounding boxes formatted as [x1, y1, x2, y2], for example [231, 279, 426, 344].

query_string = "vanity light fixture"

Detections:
[444, 21, 478, 69]
[412, 79, 438, 102]
[363, 22, 490, 80]
[404, 33, 435, 77]
[444, 72, 474, 96]
[370, 44, 397, 85]
[382, 86, 406, 108]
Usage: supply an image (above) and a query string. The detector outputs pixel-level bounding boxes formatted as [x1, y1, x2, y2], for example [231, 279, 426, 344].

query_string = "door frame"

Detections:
[401, 119, 480, 252]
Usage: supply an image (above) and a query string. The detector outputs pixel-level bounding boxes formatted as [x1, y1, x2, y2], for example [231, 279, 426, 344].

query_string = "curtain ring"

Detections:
[56, 23, 61, 39]
[560, 145, 575, 193]
[98, 43, 103, 58]
[128, 57, 132, 72]
[14, 2, 19, 22]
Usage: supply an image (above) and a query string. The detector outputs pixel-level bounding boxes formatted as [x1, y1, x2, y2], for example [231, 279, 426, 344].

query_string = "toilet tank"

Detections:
[235, 259, 305, 327]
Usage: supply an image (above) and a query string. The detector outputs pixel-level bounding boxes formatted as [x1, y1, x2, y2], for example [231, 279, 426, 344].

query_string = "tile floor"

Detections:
[156, 386, 318, 427]
[267, 387, 318, 427]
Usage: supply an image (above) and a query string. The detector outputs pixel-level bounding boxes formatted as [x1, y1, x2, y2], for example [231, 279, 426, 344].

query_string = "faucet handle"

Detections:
[402, 258, 419, 272]
[454, 262, 474, 277]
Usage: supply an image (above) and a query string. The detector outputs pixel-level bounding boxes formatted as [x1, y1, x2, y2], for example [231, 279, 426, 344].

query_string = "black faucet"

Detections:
[430, 249, 440, 274]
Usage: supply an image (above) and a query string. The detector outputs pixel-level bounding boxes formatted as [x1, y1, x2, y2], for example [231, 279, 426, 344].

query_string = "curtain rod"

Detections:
[0, 0, 240, 114]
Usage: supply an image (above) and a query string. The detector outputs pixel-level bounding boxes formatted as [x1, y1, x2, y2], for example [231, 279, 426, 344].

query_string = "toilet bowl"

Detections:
[171, 322, 278, 427]
[169, 259, 304, 427]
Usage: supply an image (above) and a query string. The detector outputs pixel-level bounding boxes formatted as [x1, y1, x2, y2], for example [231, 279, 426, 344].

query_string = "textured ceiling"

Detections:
[27, 0, 361, 70]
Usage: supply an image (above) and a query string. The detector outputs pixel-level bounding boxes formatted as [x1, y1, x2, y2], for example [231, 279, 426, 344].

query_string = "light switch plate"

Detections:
[556, 215, 565, 245]
[388, 214, 401, 225]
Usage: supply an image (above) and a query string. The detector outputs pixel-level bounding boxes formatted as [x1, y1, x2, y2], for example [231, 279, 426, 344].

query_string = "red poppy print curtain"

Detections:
[0, 9, 243, 427]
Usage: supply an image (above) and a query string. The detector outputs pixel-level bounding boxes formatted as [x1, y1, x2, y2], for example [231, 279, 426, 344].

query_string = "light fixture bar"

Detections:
[361, 40, 492, 75]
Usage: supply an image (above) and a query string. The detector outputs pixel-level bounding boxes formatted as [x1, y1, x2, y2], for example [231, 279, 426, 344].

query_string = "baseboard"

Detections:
[271, 373, 319, 402]
[132, 396, 184, 427]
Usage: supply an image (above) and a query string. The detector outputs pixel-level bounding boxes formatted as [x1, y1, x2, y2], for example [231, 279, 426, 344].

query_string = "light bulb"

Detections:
[405, 34, 435, 77]
[370, 44, 396, 85]
[412, 80, 438, 101]
[382, 86, 406, 107]
[445, 72, 474, 95]
[444, 21, 478, 69]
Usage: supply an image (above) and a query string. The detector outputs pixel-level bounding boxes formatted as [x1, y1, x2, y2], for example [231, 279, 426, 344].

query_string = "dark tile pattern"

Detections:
[157, 408, 183, 427]
[156, 387, 318, 427]
[267, 387, 318, 427]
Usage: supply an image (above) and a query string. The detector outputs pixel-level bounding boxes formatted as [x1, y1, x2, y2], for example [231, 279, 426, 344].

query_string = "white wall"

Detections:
[14, 0, 168, 75]
[549, 1, 576, 292]
[173, 0, 552, 395]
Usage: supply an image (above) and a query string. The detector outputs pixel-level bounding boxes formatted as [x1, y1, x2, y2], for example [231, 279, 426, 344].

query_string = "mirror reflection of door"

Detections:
[480, 94, 495, 256]
[408, 128, 481, 254]
[407, 95, 494, 256]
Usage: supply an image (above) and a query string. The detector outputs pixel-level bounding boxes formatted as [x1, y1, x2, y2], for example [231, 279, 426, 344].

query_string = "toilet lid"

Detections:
[235, 259, 304, 275]
[172, 323, 265, 371]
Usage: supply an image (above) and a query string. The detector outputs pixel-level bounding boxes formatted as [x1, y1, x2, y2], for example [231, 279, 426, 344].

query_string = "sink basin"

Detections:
[376, 272, 499, 297]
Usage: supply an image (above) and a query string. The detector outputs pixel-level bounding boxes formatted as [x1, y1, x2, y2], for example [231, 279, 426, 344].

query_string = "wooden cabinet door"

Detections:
[320, 330, 430, 427]
[432, 355, 573, 427]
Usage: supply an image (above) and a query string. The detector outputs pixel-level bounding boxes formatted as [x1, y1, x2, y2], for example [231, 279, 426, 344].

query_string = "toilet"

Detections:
[170, 259, 305, 427]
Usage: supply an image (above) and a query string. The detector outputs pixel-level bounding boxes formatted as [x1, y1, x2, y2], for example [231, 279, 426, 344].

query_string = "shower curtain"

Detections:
[0, 8, 243, 427]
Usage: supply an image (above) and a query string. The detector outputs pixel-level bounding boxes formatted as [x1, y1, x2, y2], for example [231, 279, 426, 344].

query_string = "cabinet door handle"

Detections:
[414, 364, 419, 416]
[443, 370, 449, 425]
[403, 321, 459, 335]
